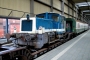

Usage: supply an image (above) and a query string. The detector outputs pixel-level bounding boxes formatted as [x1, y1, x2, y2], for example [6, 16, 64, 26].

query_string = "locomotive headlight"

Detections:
[38, 30, 42, 34]
[42, 27, 45, 33]
[37, 26, 45, 34]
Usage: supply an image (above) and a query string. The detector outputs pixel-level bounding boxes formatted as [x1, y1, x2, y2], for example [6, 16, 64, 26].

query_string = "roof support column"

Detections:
[75, 8, 78, 20]
[61, 0, 64, 15]
[82, 12, 84, 21]
[82, 13, 86, 20]
[50, 0, 53, 12]
[6, 18, 8, 34]
[6, 18, 9, 41]
[30, 0, 34, 17]
[72, 5, 74, 18]
[68, 1, 70, 18]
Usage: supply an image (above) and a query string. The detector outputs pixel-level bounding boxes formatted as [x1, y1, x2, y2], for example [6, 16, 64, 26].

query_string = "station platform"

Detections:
[35, 30, 90, 60]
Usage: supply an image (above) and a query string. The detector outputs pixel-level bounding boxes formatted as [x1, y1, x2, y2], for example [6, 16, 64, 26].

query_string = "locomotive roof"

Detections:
[36, 12, 61, 16]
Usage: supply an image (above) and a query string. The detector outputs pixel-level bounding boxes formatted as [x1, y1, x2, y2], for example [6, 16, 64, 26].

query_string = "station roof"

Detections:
[72, 0, 90, 22]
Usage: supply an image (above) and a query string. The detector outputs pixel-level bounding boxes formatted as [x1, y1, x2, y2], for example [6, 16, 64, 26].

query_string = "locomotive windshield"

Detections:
[61, 16, 65, 28]
[52, 15, 59, 21]
[21, 20, 32, 31]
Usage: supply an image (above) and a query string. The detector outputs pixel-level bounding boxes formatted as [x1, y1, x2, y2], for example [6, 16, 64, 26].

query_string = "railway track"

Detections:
[30, 41, 62, 60]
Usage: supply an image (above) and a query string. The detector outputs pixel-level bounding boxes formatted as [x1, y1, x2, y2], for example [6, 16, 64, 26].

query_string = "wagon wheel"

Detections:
[13, 49, 31, 60]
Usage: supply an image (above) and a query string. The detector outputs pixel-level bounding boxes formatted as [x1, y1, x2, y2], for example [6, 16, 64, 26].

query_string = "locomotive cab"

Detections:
[36, 12, 65, 33]
[36, 12, 66, 40]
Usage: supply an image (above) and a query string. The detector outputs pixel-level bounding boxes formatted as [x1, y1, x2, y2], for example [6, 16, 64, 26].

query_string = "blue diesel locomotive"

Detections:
[10, 12, 66, 49]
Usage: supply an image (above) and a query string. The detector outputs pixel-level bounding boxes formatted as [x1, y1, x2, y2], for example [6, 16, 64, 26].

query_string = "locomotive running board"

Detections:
[49, 39, 60, 44]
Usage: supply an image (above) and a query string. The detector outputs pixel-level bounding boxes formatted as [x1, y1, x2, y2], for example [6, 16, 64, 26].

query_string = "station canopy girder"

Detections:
[72, 0, 90, 3]
[74, 0, 90, 12]
[72, 0, 90, 21]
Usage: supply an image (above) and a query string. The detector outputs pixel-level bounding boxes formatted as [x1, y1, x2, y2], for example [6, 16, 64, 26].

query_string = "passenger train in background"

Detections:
[9, 12, 89, 49]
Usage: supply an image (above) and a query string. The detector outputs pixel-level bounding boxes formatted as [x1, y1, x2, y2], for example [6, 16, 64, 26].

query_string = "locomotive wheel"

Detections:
[13, 49, 31, 60]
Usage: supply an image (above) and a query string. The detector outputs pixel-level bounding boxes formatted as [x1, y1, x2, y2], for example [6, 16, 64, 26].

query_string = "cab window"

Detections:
[52, 15, 59, 22]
